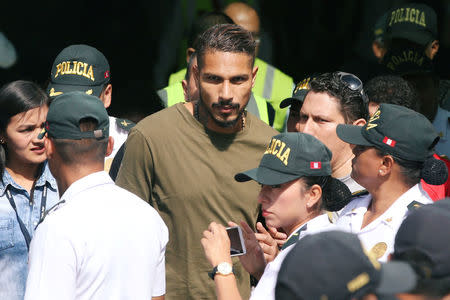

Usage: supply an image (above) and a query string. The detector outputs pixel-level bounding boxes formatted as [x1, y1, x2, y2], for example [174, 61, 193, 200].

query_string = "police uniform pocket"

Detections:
[0, 218, 14, 251]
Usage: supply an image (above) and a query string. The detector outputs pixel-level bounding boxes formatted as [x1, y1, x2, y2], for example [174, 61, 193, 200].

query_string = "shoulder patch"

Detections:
[116, 118, 135, 131]
[407, 200, 423, 211]
[351, 189, 369, 198]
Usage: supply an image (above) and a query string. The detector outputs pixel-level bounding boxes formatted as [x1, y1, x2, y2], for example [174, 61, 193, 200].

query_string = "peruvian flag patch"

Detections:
[310, 162, 321, 169]
[383, 136, 396, 147]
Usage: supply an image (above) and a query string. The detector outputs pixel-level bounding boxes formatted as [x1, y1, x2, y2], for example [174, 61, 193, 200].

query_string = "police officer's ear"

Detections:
[352, 118, 366, 127]
[425, 40, 439, 60]
[99, 84, 112, 109]
[251, 65, 258, 88]
[105, 136, 114, 158]
[372, 40, 386, 61]
[186, 47, 195, 63]
[379, 155, 395, 177]
[44, 137, 55, 159]
[305, 184, 322, 211]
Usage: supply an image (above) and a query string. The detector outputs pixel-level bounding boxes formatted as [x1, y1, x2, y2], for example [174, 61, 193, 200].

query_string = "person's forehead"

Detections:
[200, 50, 253, 73]
[301, 91, 343, 116]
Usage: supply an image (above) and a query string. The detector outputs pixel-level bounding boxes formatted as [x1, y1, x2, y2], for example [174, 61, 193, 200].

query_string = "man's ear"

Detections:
[372, 41, 386, 61]
[193, 64, 200, 87]
[106, 136, 114, 157]
[352, 118, 366, 126]
[426, 40, 439, 59]
[44, 138, 54, 159]
[186, 47, 195, 63]
[99, 84, 112, 108]
[182, 79, 188, 101]
[251, 65, 258, 88]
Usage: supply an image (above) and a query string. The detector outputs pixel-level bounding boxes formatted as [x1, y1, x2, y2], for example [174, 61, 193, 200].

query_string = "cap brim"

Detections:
[280, 98, 298, 109]
[47, 82, 103, 98]
[235, 166, 301, 186]
[376, 261, 417, 295]
[336, 124, 372, 146]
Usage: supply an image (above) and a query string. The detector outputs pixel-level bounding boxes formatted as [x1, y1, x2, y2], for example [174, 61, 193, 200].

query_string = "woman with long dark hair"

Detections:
[0, 80, 59, 300]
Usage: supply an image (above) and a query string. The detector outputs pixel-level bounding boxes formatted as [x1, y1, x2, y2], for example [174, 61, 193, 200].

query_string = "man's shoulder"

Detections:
[254, 57, 293, 81]
[133, 104, 184, 135]
[247, 112, 278, 135]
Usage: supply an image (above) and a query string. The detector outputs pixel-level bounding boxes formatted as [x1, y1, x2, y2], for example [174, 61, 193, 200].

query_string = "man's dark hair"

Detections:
[52, 117, 108, 165]
[196, 23, 256, 69]
[365, 75, 419, 111]
[188, 12, 234, 48]
[308, 72, 369, 123]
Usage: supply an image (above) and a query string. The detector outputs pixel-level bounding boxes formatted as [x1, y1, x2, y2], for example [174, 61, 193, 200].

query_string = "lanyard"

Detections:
[5, 184, 48, 251]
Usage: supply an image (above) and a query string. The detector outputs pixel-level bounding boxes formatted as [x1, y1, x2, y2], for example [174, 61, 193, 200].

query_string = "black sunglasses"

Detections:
[336, 72, 369, 104]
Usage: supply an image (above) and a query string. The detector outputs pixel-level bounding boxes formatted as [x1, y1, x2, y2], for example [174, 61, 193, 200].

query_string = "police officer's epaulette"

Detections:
[351, 189, 369, 198]
[407, 200, 423, 211]
[116, 118, 135, 131]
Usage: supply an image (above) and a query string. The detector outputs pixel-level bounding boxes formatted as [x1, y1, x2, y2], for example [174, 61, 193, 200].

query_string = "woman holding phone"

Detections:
[0, 81, 59, 300]
[201, 132, 351, 300]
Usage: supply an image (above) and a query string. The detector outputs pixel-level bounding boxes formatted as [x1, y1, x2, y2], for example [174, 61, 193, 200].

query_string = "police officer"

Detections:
[336, 103, 448, 262]
[46, 44, 134, 172]
[201, 132, 351, 300]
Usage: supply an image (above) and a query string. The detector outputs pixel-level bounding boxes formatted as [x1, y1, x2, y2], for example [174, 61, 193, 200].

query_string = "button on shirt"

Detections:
[25, 171, 168, 300]
[0, 163, 58, 300]
[336, 184, 432, 262]
[249, 214, 335, 300]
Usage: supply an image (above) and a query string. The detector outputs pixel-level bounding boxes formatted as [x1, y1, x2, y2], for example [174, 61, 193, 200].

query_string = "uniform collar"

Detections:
[60, 171, 113, 203]
[0, 161, 57, 196]
[281, 214, 333, 250]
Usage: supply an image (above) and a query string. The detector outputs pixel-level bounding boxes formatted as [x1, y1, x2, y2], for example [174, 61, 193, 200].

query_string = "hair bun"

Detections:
[421, 156, 448, 185]
[322, 178, 352, 211]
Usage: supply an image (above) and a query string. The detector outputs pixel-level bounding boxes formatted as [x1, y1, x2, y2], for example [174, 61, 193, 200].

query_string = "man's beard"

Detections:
[198, 94, 247, 128]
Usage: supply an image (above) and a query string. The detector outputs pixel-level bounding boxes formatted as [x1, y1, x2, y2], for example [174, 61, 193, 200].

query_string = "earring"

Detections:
[378, 170, 382, 174]
[0, 138, 4, 144]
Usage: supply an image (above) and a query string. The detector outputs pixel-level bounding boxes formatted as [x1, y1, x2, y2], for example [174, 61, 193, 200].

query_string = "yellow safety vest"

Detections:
[157, 82, 270, 125]
[168, 57, 293, 132]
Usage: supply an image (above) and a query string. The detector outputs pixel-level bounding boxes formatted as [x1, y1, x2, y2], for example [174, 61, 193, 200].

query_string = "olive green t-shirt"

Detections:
[116, 103, 277, 300]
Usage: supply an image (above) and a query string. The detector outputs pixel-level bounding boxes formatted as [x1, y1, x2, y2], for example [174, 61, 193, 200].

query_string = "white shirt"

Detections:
[249, 214, 335, 300]
[105, 116, 130, 171]
[336, 184, 432, 262]
[25, 171, 168, 300]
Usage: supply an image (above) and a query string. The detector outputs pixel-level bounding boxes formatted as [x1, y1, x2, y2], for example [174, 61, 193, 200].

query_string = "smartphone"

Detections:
[226, 226, 246, 257]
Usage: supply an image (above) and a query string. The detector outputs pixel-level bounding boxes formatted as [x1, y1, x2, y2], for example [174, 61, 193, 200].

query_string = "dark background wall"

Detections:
[1, 0, 449, 120]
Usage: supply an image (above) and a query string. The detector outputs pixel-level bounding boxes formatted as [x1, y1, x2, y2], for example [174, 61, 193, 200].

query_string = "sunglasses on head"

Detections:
[336, 72, 369, 104]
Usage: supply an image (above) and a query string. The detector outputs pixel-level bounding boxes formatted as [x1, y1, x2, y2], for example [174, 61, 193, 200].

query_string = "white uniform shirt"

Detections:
[249, 214, 335, 300]
[105, 116, 130, 171]
[336, 184, 432, 262]
[25, 171, 168, 300]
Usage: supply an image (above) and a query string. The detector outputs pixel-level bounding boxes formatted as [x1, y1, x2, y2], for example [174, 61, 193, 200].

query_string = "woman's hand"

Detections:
[201, 222, 232, 267]
[228, 221, 266, 280]
[254, 223, 287, 263]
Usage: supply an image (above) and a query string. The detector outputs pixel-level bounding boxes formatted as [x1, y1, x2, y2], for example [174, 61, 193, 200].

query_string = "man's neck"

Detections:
[56, 164, 104, 198]
[332, 154, 353, 179]
[186, 101, 245, 134]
